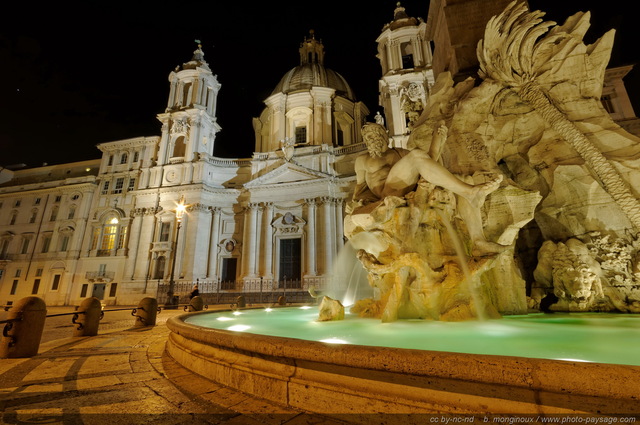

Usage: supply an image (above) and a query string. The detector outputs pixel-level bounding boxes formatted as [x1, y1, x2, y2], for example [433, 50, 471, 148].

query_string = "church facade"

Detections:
[0, 4, 436, 306]
[0, 2, 637, 307]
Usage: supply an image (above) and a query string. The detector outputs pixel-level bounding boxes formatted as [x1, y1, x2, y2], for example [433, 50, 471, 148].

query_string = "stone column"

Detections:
[125, 208, 145, 280]
[322, 197, 335, 274]
[254, 203, 264, 276]
[334, 198, 344, 253]
[242, 203, 259, 278]
[136, 208, 158, 280]
[262, 202, 274, 279]
[305, 198, 317, 276]
[189, 204, 212, 279]
[208, 207, 221, 280]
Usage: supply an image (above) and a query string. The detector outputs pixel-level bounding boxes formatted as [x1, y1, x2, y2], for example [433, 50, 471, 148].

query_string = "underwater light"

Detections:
[227, 325, 251, 332]
[216, 317, 233, 322]
[320, 338, 349, 344]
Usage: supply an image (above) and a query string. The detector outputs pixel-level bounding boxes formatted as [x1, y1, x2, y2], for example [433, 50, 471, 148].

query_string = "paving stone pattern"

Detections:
[0, 307, 355, 425]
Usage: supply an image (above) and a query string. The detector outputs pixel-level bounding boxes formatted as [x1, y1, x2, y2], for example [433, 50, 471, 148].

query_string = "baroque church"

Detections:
[0, 4, 437, 306]
[0, 2, 637, 307]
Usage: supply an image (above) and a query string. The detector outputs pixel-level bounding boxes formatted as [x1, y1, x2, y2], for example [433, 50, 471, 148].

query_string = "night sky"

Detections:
[1, 0, 637, 169]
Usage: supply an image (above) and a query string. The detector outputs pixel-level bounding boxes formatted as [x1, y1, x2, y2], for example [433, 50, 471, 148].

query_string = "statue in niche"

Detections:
[374, 111, 385, 127]
[399, 82, 426, 129]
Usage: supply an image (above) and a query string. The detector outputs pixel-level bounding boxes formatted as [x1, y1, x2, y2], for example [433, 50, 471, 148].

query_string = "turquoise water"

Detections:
[185, 307, 640, 366]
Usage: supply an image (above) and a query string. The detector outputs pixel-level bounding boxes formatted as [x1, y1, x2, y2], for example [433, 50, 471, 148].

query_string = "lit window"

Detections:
[94, 214, 126, 257]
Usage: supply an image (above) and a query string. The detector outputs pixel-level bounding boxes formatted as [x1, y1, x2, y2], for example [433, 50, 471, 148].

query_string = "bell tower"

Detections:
[377, 2, 435, 148]
[156, 42, 222, 165]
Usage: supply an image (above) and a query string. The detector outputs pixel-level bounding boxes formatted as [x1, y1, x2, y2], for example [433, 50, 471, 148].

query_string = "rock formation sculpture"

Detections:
[343, 1, 640, 321]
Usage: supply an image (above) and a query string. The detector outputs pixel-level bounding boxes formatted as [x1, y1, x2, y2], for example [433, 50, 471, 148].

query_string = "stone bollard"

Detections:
[133, 297, 158, 327]
[74, 297, 102, 337]
[236, 295, 246, 308]
[278, 296, 286, 306]
[188, 296, 204, 312]
[0, 296, 47, 358]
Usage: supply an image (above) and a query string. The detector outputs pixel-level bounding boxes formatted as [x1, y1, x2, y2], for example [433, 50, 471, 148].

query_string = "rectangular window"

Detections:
[128, 178, 136, 191]
[55, 195, 62, 203]
[109, 282, 118, 297]
[36, 268, 43, 277]
[0, 240, 9, 258]
[32, 279, 40, 294]
[67, 206, 75, 219]
[60, 235, 69, 252]
[133, 151, 139, 162]
[80, 284, 88, 298]
[112, 178, 124, 194]
[108, 155, 114, 166]
[20, 239, 30, 254]
[91, 228, 100, 250]
[14, 199, 21, 207]
[102, 181, 110, 195]
[41, 236, 51, 253]
[34, 197, 41, 205]
[10, 279, 18, 295]
[29, 211, 37, 223]
[49, 207, 58, 221]
[15, 269, 21, 277]
[10, 213, 17, 225]
[295, 126, 307, 144]
[159, 222, 171, 242]
[0, 269, 3, 280]
[117, 226, 127, 249]
[51, 274, 61, 291]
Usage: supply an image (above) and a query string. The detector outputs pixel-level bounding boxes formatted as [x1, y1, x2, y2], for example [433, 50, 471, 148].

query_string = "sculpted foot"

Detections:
[468, 174, 503, 208]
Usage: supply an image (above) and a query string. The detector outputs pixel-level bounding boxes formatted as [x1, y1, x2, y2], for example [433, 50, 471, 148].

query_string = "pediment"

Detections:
[244, 162, 330, 188]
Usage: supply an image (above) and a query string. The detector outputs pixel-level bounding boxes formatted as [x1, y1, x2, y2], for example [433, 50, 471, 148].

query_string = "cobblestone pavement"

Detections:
[0, 305, 353, 425]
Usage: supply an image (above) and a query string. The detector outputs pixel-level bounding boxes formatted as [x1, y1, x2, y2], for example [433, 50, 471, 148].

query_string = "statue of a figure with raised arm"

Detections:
[347, 122, 503, 254]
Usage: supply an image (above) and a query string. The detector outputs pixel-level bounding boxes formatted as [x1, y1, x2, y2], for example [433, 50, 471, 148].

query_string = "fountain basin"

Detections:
[165, 308, 640, 415]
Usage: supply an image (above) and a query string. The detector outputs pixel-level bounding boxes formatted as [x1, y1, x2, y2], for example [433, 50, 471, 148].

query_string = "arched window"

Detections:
[120, 152, 128, 164]
[172, 136, 186, 158]
[91, 214, 127, 257]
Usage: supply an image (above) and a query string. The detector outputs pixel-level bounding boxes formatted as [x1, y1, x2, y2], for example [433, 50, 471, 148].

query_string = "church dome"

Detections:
[270, 31, 356, 101]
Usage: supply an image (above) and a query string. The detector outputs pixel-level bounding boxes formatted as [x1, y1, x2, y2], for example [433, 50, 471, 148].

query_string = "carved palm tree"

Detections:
[477, 1, 640, 230]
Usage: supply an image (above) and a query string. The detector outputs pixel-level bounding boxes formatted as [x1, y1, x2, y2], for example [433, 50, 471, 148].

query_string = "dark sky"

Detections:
[1, 0, 637, 169]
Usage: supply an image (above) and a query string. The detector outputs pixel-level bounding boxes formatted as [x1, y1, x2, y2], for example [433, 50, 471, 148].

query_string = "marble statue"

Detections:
[342, 0, 640, 321]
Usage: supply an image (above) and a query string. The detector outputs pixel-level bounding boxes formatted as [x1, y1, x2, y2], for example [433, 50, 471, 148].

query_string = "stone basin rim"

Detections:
[165, 307, 640, 402]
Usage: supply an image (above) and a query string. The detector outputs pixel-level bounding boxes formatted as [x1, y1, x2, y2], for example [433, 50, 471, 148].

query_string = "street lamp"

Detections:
[166, 198, 186, 309]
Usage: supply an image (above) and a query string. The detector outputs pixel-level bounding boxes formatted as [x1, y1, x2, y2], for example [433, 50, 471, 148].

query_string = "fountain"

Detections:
[166, 2, 640, 415]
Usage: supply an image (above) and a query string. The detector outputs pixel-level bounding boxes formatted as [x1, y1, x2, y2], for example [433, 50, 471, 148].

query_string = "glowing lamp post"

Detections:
[166, 199, 186, 309]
